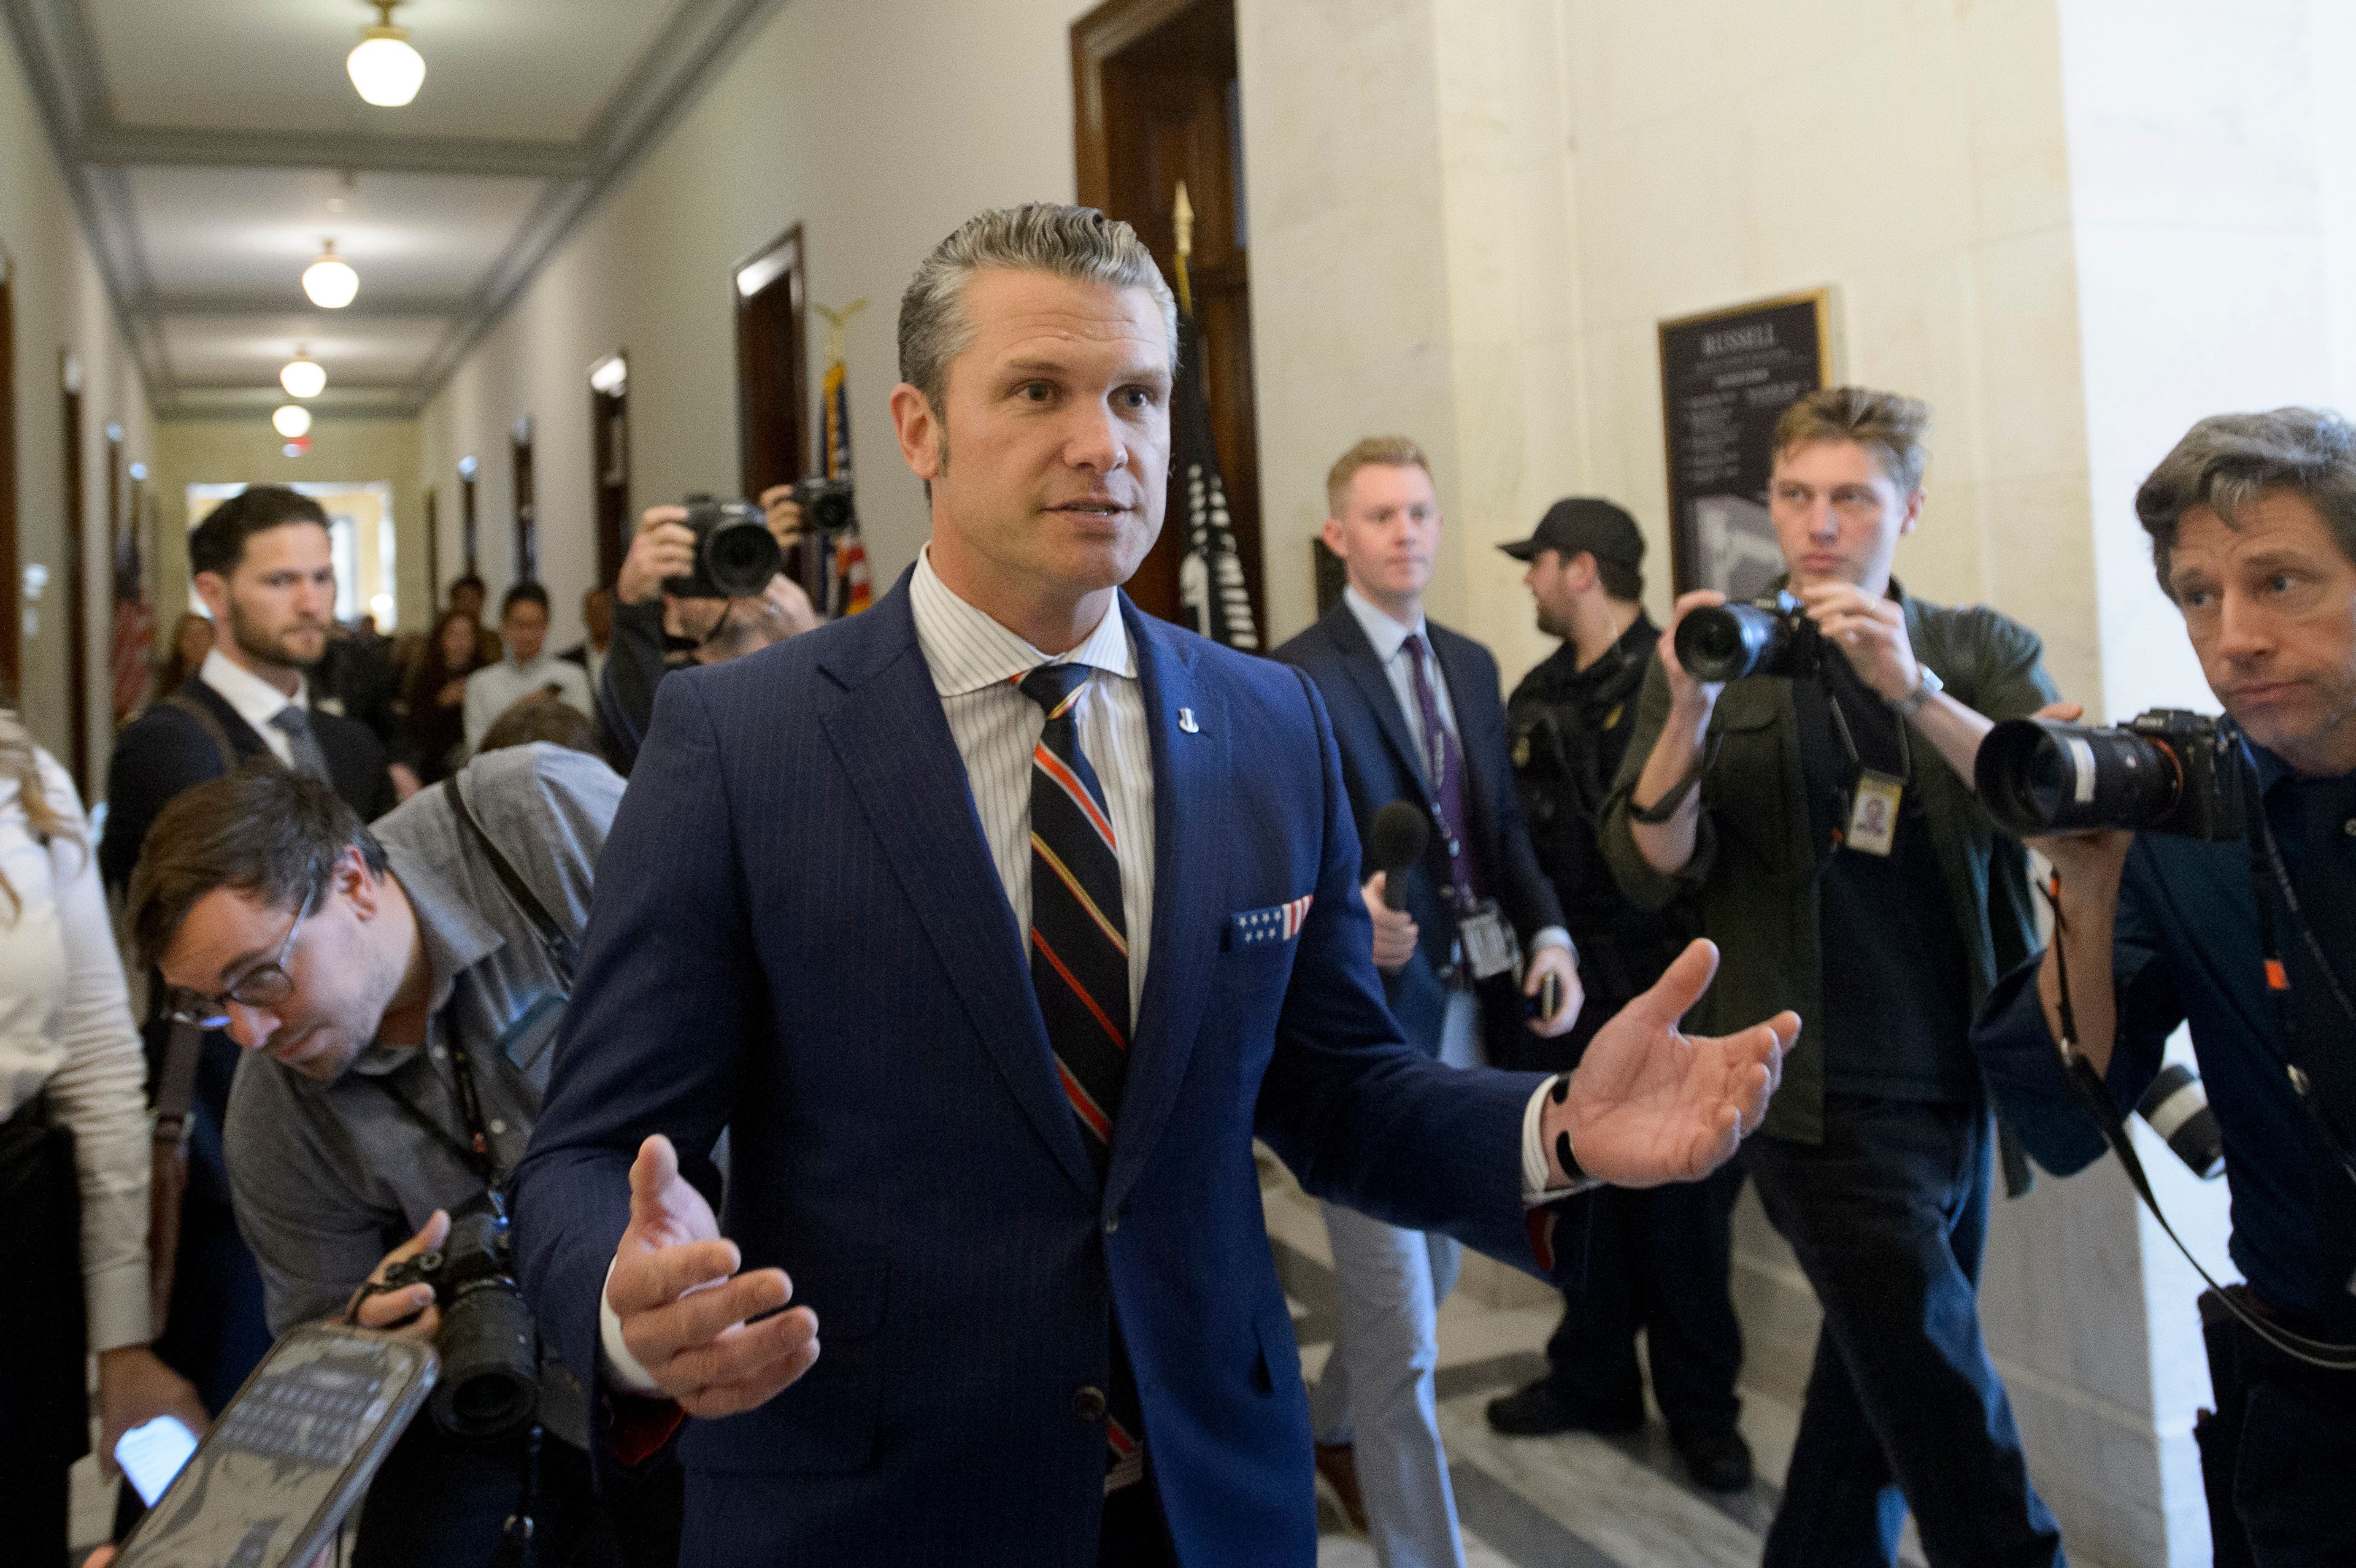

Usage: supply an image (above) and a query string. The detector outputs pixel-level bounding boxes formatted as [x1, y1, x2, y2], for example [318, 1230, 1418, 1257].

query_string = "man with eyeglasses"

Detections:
[121, 742, 677, 1567]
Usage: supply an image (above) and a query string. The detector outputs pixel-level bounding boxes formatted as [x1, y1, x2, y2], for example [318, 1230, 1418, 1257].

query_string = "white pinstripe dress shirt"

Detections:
[910, 550, 1156, 1021]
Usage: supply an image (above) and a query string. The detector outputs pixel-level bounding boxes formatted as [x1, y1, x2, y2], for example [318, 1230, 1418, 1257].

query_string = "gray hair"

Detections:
[897, 204, 1177, 412]
[2135, 407, 2356, 598]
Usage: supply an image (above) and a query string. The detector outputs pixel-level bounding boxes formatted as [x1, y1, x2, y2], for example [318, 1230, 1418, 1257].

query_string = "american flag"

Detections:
[1171, 285, 1258, 651]
[820, 320, 872, 617]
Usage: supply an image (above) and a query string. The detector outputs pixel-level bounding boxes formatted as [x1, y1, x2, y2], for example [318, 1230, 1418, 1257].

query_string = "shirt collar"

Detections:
[347, 839, 505, 1077]
[200, 647, 307, 732]
[1342, 584, 1426, 663]
[909, 545, 1136, 698]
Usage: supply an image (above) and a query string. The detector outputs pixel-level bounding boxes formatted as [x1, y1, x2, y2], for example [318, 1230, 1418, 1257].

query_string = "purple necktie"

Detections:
[1403, 632, 1482, 908]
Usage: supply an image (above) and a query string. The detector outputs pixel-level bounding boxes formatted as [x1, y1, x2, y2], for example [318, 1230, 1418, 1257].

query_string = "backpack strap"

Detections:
[163, 690, 255, 777]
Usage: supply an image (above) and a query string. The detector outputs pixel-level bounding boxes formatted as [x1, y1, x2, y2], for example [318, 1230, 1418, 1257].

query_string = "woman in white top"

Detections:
[0, 713, 207, 1556]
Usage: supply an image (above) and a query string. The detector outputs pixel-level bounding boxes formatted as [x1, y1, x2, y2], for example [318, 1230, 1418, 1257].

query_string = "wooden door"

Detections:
[424, 488, 440, 617]
[512, 420, 538, 584]
[0, 253, 18, 707]
[60, 357, 87, 791]
[734, 228, 807, 504]
[1074, 0, 1265, 634]
[590, 355, 631, 588]
[460, 458, 480, 578]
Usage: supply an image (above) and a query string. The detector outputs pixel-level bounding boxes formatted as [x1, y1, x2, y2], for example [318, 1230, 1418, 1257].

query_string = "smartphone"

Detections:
[1524, 970, 1562, 1023]
[116, 1324, 436, 1568]
[115, 1415, 199, 1506]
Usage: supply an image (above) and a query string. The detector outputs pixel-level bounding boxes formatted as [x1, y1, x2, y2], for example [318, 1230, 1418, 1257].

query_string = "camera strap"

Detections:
[2232, 736, 2356, 1202]
[2042, 873, 2356, 1369]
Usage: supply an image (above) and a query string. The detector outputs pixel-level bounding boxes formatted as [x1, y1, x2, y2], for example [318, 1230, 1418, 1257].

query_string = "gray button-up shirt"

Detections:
[224, 742, 622, 1446]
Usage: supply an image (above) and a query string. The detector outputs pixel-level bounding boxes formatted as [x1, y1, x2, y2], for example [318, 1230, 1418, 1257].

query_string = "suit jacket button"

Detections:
[1103, 1215, 1120, 1236]
[1072, 1386, 1107, 1423]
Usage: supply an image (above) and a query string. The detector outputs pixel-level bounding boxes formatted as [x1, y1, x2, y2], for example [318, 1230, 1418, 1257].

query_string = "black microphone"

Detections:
[1368, 800, 1429, 911]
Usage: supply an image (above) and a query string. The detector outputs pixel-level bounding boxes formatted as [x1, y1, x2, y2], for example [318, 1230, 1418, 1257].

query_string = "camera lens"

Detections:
[432, 1277, 540, 1437]
[1675, 602, 1788, 683]
[1976, 719, 2184, 837]
[807, 488, 853, 533]
[704, 512, 783, 598]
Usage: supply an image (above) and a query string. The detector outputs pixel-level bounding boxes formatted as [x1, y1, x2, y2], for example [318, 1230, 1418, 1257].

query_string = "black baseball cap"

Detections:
[1498, 498, 1645, 566]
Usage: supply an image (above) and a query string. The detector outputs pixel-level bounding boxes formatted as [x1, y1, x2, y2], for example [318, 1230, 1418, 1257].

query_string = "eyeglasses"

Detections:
[166, 881, 318, 1029]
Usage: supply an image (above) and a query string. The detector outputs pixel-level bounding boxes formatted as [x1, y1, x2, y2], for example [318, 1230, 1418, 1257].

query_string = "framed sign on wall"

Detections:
[1658, 290, 1834, 598]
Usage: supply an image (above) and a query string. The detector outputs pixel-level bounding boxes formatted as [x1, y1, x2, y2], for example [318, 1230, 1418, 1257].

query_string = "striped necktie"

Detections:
[269, 706, 334, 783]
[1017, 662, 1146, 1495]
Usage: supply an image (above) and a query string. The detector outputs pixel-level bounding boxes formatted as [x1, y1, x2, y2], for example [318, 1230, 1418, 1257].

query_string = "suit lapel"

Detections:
[1105, 604, 1218, 1214]
[817, 582, 1097, 1200]
[1325, 606, 1433, 810]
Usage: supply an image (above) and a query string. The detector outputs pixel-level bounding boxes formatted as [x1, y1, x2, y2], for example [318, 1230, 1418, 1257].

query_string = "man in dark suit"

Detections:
[100, 484, 395, 1530]
[1272, 436, 1579, 1562]
[512, 203, 1795, 1567]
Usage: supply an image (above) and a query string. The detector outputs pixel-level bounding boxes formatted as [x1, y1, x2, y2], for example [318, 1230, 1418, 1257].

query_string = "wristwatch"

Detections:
[1890, 664, 1944, 718]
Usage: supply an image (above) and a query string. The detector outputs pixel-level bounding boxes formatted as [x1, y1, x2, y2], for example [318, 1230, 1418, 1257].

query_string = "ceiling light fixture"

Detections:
[272, 404, 314, 439]
[347, 1, 426, 108]
[302, 240, 359, 309]
[280, 348, 326, 399]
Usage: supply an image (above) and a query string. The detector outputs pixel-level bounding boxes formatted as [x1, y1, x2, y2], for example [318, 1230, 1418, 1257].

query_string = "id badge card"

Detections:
[1456, 901, 1521, 981]
[1846, 771, 1903, 857]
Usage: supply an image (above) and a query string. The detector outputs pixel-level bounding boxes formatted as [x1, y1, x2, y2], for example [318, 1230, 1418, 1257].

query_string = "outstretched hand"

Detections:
[606, 1136, 820, 1418]
[1543, 939, 1797, 1188]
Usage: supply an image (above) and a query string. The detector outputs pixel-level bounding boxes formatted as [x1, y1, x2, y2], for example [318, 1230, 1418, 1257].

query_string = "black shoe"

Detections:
[1484, 1379, 1644, 1438]
[1671, 1424, 1753, 1493]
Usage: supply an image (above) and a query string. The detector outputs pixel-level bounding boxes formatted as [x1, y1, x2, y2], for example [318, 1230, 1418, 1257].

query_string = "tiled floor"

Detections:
[1261, 1159, 1932, 1568]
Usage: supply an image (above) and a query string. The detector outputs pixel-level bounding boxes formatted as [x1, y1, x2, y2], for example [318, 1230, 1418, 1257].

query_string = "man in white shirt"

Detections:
[463, 583, 593, 755]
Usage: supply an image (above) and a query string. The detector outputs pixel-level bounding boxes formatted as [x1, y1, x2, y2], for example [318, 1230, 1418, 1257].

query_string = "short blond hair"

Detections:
[1326, 436, 1432, 518]
[1772, 387, 1932, 494]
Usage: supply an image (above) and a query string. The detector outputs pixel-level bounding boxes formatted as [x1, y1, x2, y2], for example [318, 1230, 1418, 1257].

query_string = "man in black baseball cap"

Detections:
[1490, 497, 1753, 1492]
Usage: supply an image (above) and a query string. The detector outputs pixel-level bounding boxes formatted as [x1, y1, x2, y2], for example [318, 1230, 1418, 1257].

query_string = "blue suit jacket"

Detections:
[1273, 604, 1565, 1052]
[512, 575, 1570, 1565]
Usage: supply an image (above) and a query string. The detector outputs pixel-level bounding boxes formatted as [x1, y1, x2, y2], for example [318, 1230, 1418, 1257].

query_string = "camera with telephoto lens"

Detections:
[1673, 590, 1827, 683]
[1975, 709, 2247, 842]
[379, 1191, 538, 1437]
[666, 495, 782, 599]
[790, 476, 857, 536]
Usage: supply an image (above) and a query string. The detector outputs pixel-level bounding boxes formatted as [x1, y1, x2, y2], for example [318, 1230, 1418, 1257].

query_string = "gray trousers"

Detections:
[1309, 990, 1482, 1568]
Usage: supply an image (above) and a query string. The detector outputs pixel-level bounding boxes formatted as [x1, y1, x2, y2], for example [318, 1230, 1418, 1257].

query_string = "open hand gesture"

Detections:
[606, 1136, 820, 1418]
[1546, 939, 1796, 1187]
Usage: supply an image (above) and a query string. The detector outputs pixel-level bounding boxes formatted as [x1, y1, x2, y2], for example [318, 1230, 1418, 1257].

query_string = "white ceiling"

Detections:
[6, 0, 786, 418]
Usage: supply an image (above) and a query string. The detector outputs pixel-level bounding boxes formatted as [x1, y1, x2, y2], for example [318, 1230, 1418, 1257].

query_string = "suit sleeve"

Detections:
[1253, 667, 1582, 1281]
[510, 671, 758, 1451]
[1969, 850, 2177, 1176]
[100, 711, 218, 894]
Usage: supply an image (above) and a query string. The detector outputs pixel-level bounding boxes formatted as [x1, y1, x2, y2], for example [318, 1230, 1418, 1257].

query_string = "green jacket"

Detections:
[1598, 584, 2057, 1182]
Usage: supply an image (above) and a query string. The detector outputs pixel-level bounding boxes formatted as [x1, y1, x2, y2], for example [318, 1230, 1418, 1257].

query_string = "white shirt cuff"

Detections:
[1529, 926, 1573, 955]
[600, 1256, 663, 1396]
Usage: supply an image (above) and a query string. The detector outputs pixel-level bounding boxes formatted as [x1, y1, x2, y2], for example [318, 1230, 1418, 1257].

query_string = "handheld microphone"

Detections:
[1368, 801, 1429, 911]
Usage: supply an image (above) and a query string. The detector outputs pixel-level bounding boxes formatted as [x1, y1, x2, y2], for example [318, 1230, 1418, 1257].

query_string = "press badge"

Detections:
[1456, 902, 1521, 981]
[1846, 771, 1904, 857]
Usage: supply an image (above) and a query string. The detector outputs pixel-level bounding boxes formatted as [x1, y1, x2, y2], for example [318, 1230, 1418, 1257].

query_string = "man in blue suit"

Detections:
[1272, 436, 1579, 1566]
[512, 204, 1796, 1567]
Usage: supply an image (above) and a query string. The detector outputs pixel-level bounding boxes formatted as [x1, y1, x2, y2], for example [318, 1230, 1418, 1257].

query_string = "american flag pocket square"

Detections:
[1227, 894, 1314, 949]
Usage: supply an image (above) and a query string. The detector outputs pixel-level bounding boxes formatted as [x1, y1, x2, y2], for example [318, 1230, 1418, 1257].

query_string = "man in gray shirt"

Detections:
[125, 743, 674, 1567]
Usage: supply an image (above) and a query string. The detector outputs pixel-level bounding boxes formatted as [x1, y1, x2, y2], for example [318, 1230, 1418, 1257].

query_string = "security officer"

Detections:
[1488, 499, 1750, 1492]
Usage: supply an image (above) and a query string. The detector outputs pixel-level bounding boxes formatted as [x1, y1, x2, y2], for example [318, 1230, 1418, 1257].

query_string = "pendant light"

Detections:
[347, 2, 426, 108]
[302, 240, 359, 309]
[280, 348, 326, 399]
[272, 404, 314, 439]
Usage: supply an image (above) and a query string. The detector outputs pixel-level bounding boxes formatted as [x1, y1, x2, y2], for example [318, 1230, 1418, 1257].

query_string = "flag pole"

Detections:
[1172, 182, 1194, 318]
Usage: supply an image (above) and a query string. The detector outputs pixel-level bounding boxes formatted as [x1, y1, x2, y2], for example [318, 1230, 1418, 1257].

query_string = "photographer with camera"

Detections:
[121, 744, 676, 1567]
[599, 489, 820, 771]
[1601, 386, 2067, 1566]
[1971, 408, 2356, 1567]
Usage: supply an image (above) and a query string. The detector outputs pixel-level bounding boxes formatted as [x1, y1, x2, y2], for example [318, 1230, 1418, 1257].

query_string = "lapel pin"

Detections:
[1177, 707, 1200, 734]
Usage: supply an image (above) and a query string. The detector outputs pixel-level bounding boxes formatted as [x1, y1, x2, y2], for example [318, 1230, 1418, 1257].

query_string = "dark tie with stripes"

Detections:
[1018, 661, 1147, 1496]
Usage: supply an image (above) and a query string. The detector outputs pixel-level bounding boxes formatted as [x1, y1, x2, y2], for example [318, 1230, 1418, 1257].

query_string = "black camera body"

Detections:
[791, 476, 857, 536]
[666, 496, 782, 599]
[380, 1193, 539, 1437]
[1976, 708, 2247, 842]
[1674, 590, 1826, 683]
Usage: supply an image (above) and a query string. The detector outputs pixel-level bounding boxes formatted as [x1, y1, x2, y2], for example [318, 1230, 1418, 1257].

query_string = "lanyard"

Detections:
[377, 996, 504, 1191]
[2236, 735, 2356, 1199]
